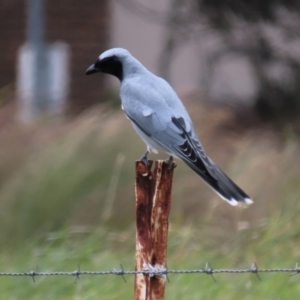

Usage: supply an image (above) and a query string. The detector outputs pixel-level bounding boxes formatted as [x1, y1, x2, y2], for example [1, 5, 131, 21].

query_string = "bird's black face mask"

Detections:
[85, 55, 123, 81]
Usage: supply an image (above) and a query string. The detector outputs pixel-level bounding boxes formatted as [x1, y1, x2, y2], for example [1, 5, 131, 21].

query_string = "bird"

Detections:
[86, 48, 253, 206]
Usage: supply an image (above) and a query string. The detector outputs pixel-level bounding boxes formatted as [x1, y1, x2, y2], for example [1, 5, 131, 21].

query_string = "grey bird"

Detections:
[86, 48, 252, 206]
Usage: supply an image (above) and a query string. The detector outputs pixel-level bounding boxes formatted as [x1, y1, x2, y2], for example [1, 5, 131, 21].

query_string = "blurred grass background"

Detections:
[0, 89, 300, 299]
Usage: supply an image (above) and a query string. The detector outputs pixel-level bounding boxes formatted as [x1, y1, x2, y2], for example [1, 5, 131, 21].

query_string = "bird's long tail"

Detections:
[183, 159, 253, 206]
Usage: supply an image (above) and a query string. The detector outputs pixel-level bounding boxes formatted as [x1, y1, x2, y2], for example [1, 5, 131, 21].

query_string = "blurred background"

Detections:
[1, 0, 300, 299]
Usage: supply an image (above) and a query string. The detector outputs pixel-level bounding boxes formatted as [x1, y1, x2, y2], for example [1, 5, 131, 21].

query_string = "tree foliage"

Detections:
[198, 0, 300, 121]
[201, 0, 299, 23]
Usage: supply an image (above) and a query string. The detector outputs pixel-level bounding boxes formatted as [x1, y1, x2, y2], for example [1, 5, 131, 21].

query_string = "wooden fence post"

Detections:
[134, 160, 175, 300]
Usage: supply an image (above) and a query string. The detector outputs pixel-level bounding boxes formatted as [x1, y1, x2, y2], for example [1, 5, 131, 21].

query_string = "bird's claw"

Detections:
[140, 151, 150, 167]
[166, 156, 174, 170]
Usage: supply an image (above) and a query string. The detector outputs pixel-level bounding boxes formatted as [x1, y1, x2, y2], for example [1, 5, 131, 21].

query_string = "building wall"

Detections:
[47, 0, 110, 112]
[0, 1, 26, 90]
[0, 0, 110, 112]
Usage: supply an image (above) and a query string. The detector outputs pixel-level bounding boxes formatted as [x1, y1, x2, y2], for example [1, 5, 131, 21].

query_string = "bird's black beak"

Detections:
[85, 56, 123, 81]
[85, 64, 100, 75]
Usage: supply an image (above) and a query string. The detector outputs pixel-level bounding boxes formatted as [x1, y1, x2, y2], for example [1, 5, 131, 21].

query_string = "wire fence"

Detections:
[0, 262, 299, 283]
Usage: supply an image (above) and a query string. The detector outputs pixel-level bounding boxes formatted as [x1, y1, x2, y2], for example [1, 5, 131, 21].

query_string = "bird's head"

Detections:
[85, 48, 131, 81]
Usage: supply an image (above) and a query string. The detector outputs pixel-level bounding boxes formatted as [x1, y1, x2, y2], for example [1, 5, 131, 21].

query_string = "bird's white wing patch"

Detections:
[142, 107, 154, 117]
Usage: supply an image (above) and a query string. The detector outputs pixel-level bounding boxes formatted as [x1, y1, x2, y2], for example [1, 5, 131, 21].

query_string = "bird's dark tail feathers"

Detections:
[183, 159, 253, 206]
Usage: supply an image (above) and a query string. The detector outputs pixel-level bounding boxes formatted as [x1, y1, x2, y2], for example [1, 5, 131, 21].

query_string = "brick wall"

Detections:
[0, 0, 110, 112]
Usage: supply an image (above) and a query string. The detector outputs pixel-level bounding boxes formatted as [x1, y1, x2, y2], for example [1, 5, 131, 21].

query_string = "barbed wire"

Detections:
[0, 262, 299, 282]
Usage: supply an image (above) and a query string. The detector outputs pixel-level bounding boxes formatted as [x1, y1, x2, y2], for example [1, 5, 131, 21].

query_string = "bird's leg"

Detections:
[166, 155, 173, 170]
[140, 150, 149, 166]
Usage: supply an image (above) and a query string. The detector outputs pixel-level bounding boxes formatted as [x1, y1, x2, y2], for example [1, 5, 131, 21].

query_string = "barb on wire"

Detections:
[250, 262, 261, 281]
[113, 264, 127, 283]
[290, 263, 300, 277]
[165, 264, 170, 283]
[29, 265, 38, 283]
[74, 265, 81, 284]
[203, 262, 216, 282]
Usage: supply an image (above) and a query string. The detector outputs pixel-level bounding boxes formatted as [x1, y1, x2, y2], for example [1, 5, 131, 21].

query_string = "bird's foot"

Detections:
[166, 155, 174, 170]
[140, 151, 150, 167]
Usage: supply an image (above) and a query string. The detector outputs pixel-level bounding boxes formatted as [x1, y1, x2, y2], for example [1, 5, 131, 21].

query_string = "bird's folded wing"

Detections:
[125, 104, 218, 180]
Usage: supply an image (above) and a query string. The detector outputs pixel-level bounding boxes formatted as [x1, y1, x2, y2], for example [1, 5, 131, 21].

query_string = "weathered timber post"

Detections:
[134, 160, 175, 300]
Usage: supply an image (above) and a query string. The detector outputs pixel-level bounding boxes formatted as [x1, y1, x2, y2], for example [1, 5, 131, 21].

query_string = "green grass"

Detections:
[0, 218, 299, 300]
[0, 102, 300, 299]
